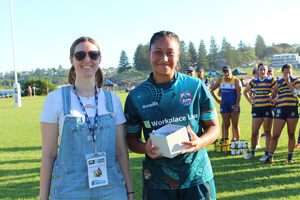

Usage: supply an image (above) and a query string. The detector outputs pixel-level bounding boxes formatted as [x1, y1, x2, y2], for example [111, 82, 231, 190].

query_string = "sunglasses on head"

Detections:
[74, 51, 100, 61]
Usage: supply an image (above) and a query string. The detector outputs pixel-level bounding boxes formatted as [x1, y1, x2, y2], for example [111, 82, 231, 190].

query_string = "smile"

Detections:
[82, 66, 92, 69]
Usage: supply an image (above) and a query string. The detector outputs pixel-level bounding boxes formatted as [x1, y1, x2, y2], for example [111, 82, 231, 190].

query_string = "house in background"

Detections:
[271, 53, 300, 68]
[0, 72, 5, 79]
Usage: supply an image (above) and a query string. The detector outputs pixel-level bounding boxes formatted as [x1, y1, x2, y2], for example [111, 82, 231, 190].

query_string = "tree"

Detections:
[221, 38, 236, 67]
[117, 50, 131, 73]
[275, 43, 293, 53]
[265, 46, 283, 58]
[22, 77, 57, 95]
[197, 39, 209, 70]
[188, 41, 197, 67]
[179, 40, 189, 72]
[133, 44, 151, 71]
[237, 41, 257, 66]
[255, 35, 267, 60]
[208, 37, 219, 68]
[58, 65, 63, 71]
[296, 47, 300, 55]
[34, 68, 43, 77]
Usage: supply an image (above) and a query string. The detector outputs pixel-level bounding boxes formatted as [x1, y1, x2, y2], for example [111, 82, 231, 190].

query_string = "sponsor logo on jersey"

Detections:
[142, 101, 158, 109]
[255, 90, 270, 95]
[150, 114, 198, 127]
[180, 92, 193, 106]
[278, 88, 291, 94]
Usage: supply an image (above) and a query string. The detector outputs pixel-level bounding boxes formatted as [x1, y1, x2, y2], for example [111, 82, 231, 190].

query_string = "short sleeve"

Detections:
[272, 77, 277, 86]
[199, 83, 217, 121]
[293, 77, 300, 87]
[111, 93, 126, 125]
[248, 79, 254, 89]
[124, 93, 142, 133]
[40, 90, 61, 123]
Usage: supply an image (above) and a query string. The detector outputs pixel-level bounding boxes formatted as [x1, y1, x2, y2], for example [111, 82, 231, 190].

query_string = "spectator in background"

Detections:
[243, 63, 276, 161]
[211, 65, 242, 142]
[28, 85, 32, 97]
[197, 68, 211, 88]
[265, 63, 300, 164]
[268, 66, 275, 77]
[186, 66, 196, 77]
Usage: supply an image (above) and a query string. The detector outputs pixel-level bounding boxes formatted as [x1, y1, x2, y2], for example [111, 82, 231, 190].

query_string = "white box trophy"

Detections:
[149, 124, 190, 158]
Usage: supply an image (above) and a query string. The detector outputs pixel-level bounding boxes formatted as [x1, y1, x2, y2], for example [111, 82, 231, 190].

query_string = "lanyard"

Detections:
[72, 84, 99, 153]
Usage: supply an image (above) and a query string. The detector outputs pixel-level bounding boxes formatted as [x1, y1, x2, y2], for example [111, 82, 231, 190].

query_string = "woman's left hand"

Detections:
[233, 106, 239, 113]
[180, 125, 201, 154]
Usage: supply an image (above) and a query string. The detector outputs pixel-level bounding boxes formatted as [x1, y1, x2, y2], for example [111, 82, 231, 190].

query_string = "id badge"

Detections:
[86, 152, 108, 188]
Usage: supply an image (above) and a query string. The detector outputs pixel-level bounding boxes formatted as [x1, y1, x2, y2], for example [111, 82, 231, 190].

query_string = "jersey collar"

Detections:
[148, 70, 178, 89]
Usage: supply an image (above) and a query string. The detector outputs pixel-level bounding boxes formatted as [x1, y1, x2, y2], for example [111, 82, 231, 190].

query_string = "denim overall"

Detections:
[50, 87, 126, 199]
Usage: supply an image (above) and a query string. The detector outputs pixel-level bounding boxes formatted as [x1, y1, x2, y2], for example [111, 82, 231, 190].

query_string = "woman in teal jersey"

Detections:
[125, 31, 219, 200]
[265, 63, 300, 164]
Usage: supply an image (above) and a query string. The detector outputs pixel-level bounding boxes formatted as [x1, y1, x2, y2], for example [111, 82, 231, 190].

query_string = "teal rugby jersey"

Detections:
[125, 70, 217, 190]
[276, 76, 300, 107]
[247, 76, 276, 107]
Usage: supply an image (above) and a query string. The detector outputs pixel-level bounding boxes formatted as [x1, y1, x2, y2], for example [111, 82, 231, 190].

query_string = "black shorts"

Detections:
[252, 106, 274, 118]
[274, 106, 299, 119]
[143, 178, 216, 200]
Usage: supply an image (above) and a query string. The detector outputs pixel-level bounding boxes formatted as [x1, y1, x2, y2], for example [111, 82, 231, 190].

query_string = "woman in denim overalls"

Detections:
[39, 37, 134, 200]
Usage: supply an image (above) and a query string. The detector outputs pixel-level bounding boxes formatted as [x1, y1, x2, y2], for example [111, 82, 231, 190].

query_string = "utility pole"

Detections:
[10, 0, 21, 107]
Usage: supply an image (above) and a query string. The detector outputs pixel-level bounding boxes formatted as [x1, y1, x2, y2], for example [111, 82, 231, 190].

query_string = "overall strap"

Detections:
[62, 86, 71, 115]
[102, 88, 114, 113]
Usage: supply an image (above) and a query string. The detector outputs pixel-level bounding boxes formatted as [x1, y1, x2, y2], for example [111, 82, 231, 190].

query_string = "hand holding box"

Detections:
[149, 124, 190, 158]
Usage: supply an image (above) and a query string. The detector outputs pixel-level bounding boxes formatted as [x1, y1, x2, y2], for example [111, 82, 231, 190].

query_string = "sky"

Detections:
[0, 0, 299, 73]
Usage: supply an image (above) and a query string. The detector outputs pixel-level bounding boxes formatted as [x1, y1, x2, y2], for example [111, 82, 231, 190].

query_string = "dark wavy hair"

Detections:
[281, 63, 293, 72]
[68, 36, 104, 88]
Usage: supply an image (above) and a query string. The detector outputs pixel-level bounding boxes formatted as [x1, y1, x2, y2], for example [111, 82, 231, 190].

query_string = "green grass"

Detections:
[1, 93, 300, 199]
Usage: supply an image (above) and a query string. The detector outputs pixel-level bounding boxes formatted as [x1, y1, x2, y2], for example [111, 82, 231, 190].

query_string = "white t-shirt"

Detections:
[40, 87, 126, 137]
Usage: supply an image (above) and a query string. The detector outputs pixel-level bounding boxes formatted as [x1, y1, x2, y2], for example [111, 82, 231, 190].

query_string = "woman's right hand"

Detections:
[145, 137, 162, 159]
[216, 99, 223, 105]
[250, 100, 256, 105]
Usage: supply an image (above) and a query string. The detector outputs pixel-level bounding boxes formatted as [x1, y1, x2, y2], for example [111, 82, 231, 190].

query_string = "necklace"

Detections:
[75, 87, 95, 99]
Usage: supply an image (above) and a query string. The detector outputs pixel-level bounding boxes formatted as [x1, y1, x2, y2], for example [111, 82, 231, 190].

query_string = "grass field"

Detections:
[1, 92, 300, 200]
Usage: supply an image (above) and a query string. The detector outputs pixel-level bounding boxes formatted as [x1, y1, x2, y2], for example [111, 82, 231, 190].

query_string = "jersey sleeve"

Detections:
[124, 93, 142, 133]
[248, 79, 254, 89]
[271, 77, 277, 86]
[199, 83, 217, 121]
[292, 77, 300, 87]
[40, 90, 60, 123]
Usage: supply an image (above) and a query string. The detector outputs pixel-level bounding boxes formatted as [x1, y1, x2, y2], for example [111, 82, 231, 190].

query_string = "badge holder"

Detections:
[73, 84, 108, 188]
[86, 152, 108, 188]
